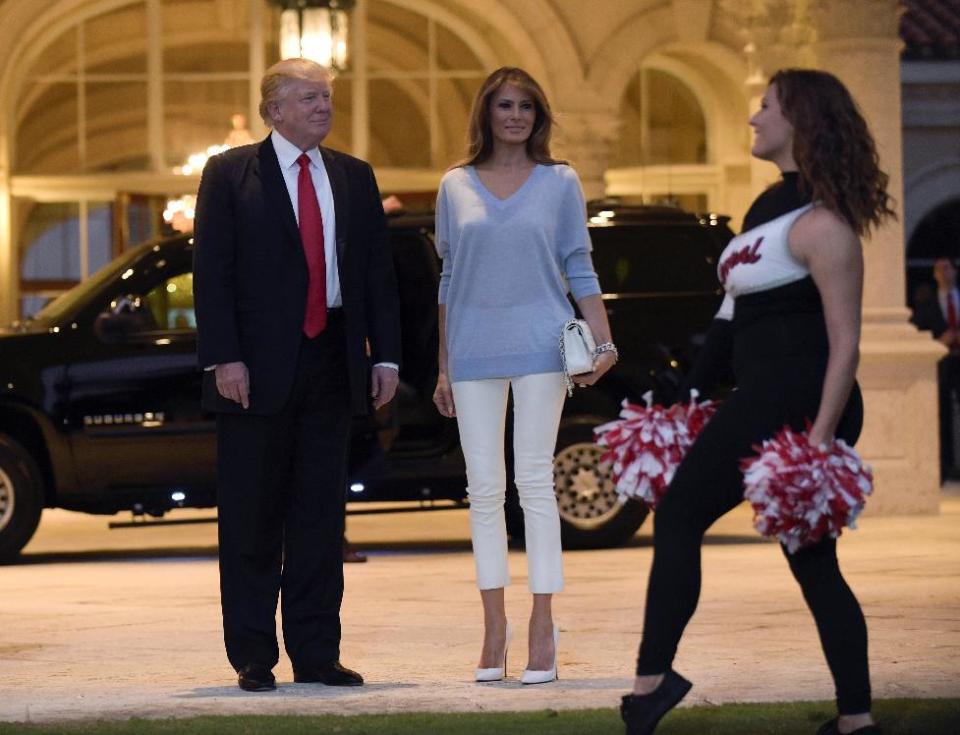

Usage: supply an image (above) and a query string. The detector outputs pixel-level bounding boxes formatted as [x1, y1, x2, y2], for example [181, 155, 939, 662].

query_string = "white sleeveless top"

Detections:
[715, 203, 815, 320]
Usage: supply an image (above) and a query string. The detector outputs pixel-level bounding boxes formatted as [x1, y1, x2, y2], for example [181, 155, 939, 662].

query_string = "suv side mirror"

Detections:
[93, 294, 154, 342]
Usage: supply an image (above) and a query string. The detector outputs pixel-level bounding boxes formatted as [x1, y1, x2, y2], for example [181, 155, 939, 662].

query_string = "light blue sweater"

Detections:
[436, 163, 602, 382]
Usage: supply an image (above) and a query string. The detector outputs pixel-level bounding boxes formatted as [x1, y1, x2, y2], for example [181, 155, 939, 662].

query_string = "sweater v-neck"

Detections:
[466, 164, 542, 206]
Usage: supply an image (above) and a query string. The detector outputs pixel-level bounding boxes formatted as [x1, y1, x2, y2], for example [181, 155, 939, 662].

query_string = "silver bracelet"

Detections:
[594, 342, 619, 361]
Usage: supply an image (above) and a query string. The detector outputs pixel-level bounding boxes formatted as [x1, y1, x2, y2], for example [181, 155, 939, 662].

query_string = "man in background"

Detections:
[911, 257, 960, 479]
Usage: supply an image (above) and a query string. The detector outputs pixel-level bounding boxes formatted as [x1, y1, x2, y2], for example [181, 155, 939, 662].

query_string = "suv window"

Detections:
[29, 245, 144, 327]
[142, 272, 195, 331]
[590, 224, 720, 294]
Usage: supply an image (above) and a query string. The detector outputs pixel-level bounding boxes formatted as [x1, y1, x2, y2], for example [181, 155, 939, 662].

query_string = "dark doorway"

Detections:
[906, 197, 960, 309]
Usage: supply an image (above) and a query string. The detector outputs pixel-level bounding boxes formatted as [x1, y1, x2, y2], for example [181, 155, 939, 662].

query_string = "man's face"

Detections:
[935, 259, 957, 290]
[270, 76, 333, 150]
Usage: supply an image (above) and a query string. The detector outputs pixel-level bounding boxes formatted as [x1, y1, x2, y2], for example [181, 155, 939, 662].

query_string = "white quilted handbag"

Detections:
[559, 319, 596, 396]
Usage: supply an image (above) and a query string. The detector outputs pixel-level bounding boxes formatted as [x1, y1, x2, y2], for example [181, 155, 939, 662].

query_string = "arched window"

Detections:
[906, 197, 960, 309]
[11, 0, 491, 316]
[16, 3, 152, 174]
[617, 68, 707, 167]
[609, 67, 709, 212]
[366, 1, 486, 170]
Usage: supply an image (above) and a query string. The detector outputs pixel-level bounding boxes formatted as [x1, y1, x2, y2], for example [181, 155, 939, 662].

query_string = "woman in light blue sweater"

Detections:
[433, 67, 617, 685]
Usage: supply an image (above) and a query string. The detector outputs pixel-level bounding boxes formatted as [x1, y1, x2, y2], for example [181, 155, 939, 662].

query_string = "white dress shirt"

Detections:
[271, 129, 341, 308]
[938, 287, 960, 327]
[272, 131, 396, 371]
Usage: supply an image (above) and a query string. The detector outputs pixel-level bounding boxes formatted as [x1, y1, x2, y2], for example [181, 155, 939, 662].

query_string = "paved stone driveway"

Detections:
[1, 493, 958, 723]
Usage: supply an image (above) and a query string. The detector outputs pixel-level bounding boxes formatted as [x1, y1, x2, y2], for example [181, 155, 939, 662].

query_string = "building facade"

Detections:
[0, 0, 944, 513]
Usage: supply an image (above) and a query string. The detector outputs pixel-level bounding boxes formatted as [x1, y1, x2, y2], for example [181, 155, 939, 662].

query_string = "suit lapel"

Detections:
[256, 137, 301, 251]
[321, 146, 349, 263]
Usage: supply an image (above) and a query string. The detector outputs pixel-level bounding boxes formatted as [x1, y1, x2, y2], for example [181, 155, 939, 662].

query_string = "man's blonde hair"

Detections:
[259, 58, 333, 126]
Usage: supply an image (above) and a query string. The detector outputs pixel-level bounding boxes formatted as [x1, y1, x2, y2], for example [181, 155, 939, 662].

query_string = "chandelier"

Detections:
[271, 0, 356, 71]
[165, 115, 256, 233]
[171, 144, 228, 177]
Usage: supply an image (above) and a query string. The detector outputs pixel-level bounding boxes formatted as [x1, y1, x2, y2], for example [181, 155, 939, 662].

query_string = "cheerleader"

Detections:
[620, 69, 894, 735]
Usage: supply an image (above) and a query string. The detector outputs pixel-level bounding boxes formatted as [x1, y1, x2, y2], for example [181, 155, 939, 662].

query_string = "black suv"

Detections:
[0, 204, 733, 561]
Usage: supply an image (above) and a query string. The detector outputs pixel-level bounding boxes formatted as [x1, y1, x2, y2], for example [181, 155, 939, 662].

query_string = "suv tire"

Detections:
[505, 421, 648, 550]
[0, 436, 44, 563]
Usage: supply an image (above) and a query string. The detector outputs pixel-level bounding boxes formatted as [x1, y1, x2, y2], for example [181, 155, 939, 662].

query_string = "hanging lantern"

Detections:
[272, 0, 355, 71]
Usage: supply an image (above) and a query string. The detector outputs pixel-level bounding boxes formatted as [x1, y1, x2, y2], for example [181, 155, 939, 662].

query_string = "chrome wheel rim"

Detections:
[553, 442, 621, 530]
[0, 466, 15, 533]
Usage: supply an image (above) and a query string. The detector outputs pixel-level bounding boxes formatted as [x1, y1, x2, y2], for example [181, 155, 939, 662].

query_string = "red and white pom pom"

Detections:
[594, 391, 718, 509]
[741, 426, 873, 553]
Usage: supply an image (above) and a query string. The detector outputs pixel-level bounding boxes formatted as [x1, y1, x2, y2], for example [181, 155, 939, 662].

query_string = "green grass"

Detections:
[2, 699, 957, 734]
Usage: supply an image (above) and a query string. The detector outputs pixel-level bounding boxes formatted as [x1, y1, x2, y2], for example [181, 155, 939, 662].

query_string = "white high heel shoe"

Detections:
[521, 625, 559, 685]
[475, 623, 512, 682]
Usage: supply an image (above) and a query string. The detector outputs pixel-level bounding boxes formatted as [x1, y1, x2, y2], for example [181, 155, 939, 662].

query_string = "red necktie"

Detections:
[297, 153, 327, 337]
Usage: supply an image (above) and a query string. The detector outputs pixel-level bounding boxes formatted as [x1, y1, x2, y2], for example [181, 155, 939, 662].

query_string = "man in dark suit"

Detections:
[193, 58, 401, 692]
[912, 259, 960, 349]
[911, 258, 960, 479]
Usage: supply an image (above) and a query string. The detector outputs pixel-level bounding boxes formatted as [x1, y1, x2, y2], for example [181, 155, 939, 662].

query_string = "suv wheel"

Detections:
[504, 422, 648, 550]
[553, 423, 648, 549]
[0, 436, 44, 563]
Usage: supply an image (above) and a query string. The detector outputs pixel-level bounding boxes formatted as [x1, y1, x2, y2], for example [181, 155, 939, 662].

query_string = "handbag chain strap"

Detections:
[559, 321, 576, 397]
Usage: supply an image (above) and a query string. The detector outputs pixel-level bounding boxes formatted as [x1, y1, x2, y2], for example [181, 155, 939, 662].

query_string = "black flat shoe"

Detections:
[620, 669, 692, 735]
[816, 719, 882, 735]
[293, 661, 364, 686]
[237, 664, 276, 692]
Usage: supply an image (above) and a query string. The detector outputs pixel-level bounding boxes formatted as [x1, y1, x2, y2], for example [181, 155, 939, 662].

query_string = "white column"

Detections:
[146, 0, 164, 172]
[249, 0, 267, 139]
[0, 7, 17, 323]
[0, 175, 13, 322]
[736, 0, 815, 199]
[811, 0, 944, 513]
[351, 0, 369, 160]
[553, 111, 621, 201]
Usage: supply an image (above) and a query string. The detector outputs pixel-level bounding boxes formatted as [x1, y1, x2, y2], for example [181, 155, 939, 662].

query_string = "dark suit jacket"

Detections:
[911, 294, 948, 339]
[193, 137, 401, 416]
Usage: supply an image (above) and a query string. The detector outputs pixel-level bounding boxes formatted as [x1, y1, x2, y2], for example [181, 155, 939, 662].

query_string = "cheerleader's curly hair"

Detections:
[770, 69, 896, 236]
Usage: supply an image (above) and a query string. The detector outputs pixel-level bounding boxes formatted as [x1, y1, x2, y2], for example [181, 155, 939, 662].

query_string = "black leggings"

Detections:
[635, 301, 872, 715]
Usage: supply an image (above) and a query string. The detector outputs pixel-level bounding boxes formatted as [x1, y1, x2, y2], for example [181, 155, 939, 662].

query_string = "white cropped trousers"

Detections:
[451, 372, 567, 594]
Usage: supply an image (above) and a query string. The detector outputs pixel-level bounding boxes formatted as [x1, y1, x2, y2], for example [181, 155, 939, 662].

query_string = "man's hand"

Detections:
[215, 361, 250, 409]
[371, 365, 399, 410]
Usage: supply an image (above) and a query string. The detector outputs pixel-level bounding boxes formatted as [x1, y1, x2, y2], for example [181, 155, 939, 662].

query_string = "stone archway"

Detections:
[905, 162, 960, 248]
[582, 1, 753, 217]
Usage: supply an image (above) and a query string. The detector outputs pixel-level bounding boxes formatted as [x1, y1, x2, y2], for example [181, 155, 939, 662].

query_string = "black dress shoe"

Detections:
[237, 664, 276, 692]
[620, 669, 692, 735]
[343, 541, 368, 563]
[816, 718, 882, 734]
[293, 661, 364, 686]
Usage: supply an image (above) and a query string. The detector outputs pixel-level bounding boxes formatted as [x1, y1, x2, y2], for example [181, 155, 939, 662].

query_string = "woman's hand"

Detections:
[574, 351, 616, 387]
[573, 294, 616, 389]
[807, 426, 833, 450]
[433, 373, 457, 417]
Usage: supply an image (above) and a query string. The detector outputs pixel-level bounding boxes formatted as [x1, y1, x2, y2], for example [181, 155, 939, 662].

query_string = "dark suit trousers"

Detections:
[216, 314, 352, 672]
[938, 355, 960, 477]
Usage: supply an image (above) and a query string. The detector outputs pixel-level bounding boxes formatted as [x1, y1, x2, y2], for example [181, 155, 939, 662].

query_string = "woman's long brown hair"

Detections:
[456, 67, 565, 168]
[770, 68, 895, 236]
